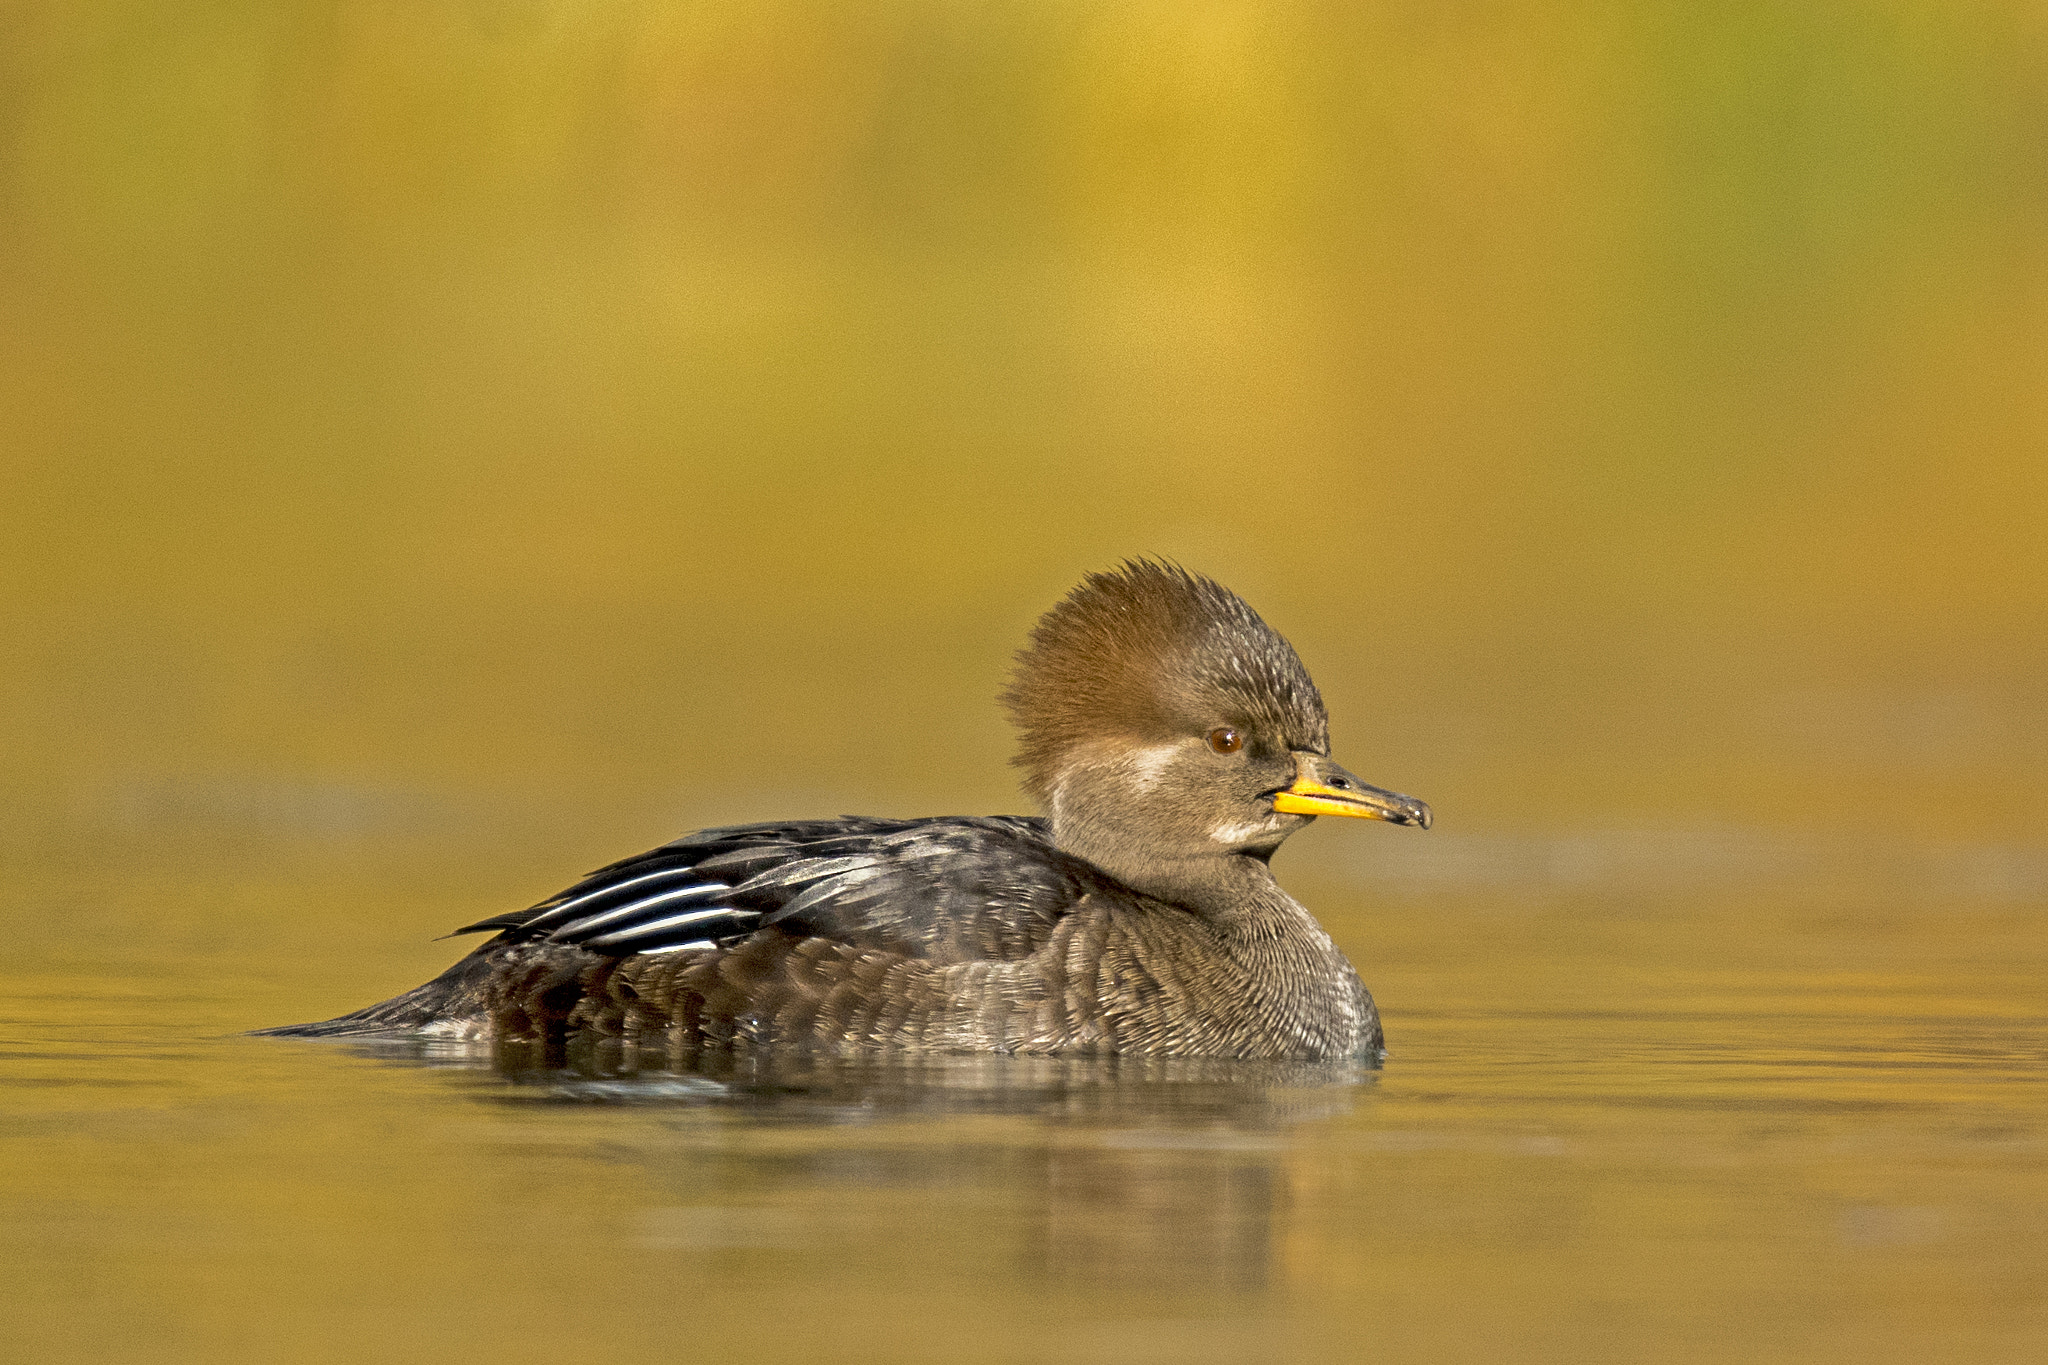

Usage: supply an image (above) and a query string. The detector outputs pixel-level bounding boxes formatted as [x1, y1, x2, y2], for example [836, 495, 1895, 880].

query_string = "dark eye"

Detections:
[1207, 727, 1243, 755]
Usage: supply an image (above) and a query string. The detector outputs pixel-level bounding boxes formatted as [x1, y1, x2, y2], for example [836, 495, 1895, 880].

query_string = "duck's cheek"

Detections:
[1121, 741, 1185, 793]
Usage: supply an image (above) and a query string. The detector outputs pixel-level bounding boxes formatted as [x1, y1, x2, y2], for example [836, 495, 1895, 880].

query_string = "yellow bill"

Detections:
[1272, 758, 1432, 828]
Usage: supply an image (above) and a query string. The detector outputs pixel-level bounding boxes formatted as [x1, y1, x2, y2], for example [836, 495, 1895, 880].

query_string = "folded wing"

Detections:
[455, 816, 1095, 963]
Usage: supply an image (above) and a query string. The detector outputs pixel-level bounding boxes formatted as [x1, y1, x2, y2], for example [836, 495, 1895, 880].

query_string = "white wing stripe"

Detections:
[587, 906, 748, 948]
[525, 866, 716, 931]
[636, 939, 715, 955]
[550, 883, 728, 938]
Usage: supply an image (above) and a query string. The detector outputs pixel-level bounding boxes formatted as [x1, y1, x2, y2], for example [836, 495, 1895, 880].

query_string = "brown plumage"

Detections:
[1004, 563, 1328, 804]
[259, 561, 1430, 1062]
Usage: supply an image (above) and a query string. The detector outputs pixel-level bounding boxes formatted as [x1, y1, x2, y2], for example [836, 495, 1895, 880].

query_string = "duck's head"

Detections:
[1004, 560, 1429, 901]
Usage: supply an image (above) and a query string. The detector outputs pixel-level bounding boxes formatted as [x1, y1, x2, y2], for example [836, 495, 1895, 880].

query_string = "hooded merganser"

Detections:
[260, 562, 1430, 1060]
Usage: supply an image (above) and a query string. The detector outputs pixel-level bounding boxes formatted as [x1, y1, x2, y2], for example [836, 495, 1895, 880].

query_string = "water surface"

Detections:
[7, 862, 2043, 1364]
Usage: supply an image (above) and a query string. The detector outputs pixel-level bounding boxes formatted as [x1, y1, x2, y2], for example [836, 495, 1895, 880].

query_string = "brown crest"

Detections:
[1002, 561, 1329, 802]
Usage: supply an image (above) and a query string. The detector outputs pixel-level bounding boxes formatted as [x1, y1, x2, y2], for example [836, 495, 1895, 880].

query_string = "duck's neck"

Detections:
[1054, 816, 1370, 1057]
[1049, 812, 1284, 924]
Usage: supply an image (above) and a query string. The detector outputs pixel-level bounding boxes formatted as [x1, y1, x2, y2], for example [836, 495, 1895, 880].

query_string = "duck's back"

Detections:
[262, 814, 1378, 1060]
[267, 817, 1091, 1046]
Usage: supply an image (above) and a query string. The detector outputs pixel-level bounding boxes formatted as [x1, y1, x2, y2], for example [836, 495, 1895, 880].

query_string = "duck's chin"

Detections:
[1207, 812, 1295, 853]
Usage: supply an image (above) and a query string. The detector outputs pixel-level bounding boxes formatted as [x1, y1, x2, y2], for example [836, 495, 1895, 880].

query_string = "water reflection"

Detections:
[335, 1039, 1373, 1293]
[12, 943, 2046, 1364]
[1032, 1134, 1283, 1293]
[361, 1036, 1372, 1121]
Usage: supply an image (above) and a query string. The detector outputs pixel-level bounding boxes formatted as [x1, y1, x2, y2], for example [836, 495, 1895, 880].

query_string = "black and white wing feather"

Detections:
[454, 816, 1098, 964]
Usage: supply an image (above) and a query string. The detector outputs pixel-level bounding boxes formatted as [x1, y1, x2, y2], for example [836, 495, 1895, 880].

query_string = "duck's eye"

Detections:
[1207, 727, 1243, 755]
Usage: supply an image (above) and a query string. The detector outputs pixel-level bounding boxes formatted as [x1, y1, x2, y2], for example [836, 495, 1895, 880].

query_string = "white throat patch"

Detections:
[1210, 815, 1282, 846]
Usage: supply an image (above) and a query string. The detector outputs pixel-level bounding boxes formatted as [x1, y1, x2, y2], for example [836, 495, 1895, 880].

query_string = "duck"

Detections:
[259, 561, 1430, 1061]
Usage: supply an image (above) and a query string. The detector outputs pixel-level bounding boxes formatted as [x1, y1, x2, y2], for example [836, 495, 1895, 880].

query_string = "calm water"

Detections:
[7, 855, 2044, 1364]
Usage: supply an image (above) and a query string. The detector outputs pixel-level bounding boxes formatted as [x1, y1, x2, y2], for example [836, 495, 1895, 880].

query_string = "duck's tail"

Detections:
[251, 942, 501, 1038]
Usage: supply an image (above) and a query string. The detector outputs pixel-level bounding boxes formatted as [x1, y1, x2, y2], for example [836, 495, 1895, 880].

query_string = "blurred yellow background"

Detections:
[7, 0, 2044, 876]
